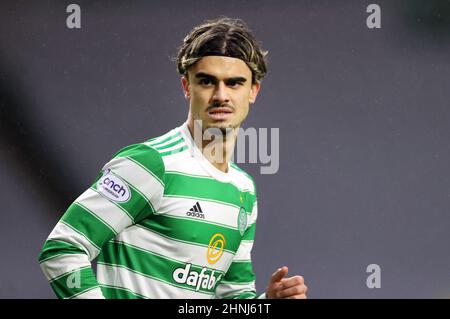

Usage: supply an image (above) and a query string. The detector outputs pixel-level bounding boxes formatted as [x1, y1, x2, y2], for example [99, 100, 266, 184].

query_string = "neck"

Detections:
[187, 121, 238, 173]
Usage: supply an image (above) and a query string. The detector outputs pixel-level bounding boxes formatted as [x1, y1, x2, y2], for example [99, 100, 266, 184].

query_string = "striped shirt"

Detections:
[38, 122, 262, 299]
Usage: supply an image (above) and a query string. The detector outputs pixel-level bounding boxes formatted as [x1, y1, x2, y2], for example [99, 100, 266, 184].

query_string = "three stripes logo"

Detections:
[186, 202, 205, 219]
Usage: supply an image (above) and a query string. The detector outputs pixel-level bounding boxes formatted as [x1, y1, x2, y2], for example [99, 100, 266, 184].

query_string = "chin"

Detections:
[204, 121, 237, 131]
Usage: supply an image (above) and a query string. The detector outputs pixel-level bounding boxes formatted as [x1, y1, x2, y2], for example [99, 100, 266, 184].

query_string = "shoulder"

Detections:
[106, 127, 182, 179]
[111, 142, 164, 172]
[142, 126, 188, 158]
[105, 126, 190, 180]
[96, 142, 166, 208]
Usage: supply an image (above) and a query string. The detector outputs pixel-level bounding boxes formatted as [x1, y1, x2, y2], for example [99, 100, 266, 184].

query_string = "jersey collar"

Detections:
[179, 121, 233, 183]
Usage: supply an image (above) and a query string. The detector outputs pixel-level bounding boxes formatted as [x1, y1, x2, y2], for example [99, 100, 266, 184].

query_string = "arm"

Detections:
[38, 144, 165, 299]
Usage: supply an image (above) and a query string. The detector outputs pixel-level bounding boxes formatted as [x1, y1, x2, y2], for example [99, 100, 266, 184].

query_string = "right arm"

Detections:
[38, 144, 165, 299]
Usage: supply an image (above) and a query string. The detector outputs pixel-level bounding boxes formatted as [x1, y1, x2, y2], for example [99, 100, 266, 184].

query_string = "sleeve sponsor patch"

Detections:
[97, 169, 131, 203]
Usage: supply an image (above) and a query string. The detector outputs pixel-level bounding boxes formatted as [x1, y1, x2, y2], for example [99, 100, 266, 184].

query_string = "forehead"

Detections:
[188, 56, 252, 80]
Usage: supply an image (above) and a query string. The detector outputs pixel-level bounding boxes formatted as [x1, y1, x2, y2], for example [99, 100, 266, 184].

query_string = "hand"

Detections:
[265, 266, 308, 299]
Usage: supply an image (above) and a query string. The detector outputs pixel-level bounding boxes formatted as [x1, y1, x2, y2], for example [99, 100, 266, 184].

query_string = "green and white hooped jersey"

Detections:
[39, 122, 261, 299]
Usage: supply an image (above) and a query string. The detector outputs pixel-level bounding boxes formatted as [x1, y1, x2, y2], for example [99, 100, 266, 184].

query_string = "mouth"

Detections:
[207, 107, 234, 121]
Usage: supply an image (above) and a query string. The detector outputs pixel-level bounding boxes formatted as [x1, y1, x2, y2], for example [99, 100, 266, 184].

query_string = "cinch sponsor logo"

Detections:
[172, 263, 223, 292]
[97, 169, 131, 203]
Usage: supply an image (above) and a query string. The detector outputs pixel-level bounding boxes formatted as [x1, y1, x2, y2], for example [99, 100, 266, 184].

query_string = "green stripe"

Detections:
[112, 143, 165, 185]
[146, 131, 181, 145]
[242, 223, 256, 241]
[98, 241, 223, 295]
[100, 285, 145, 299]
[223, 261, 255, 283]
[160, 214, 236, 231]
[165, 171, 255, 195]
[223, 291, 257, 299]
[74, 201, 118, 235]
[61, 203, 115, 249]
[91, 170, 156, 224]
[50, 267, 99, 299]
[164, 172, 256, 212]
[38, 239, 86, 263]
[159, 145, 188, 157]
[164, 194, 238, 210]
[138, 214, 241, 253]
[153, 137, 184, 151]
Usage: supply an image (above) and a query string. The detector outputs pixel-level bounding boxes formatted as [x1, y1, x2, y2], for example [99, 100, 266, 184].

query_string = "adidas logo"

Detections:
[186, 202, 205, 219]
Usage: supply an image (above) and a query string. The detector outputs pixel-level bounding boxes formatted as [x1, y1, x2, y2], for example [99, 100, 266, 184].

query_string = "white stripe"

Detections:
[40, 253, 90, 281]
[100, 284, 147, 298]
[215, 281, 256, 298]
[229, 166, 256, 194]
[75, 188, 133, 234]
[145, 129, 180, 146]
[233, 241, 253, 261]
[116, 225, 234, 272]
[156, 142, 187, 153]
[158, 197, 240, 230]
[162, 157, 255, 195]
[71, 287, 104, 299]
[162, 152, 205, 176]
[248, 203, 257, 225]
[97, 263, 212, 299]
[48, 222, 100, 261]
[103, 156, 164, 210]
[151, 135, 183, 149]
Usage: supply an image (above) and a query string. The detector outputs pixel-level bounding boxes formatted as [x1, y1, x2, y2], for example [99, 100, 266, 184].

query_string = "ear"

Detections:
[249, 82, 261, 104]
[181, 76, 190, 100]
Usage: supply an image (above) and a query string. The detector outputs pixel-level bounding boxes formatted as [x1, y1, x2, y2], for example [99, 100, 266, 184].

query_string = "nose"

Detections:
[212, 82, 229, 104]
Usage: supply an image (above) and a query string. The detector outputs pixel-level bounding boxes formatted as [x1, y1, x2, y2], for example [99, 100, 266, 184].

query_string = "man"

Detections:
[38, 17, 308, 299]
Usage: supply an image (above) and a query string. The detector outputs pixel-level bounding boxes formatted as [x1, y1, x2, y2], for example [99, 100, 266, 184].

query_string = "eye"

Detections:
[227, 80, 243, 88]
[199, 78, 214, 86]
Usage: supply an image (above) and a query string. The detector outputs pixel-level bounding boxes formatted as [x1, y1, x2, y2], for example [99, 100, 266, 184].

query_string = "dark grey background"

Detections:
[1, 0, 449, 298]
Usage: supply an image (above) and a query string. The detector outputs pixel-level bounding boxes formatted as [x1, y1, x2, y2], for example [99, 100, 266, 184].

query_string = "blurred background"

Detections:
[1, 0, 449, 298]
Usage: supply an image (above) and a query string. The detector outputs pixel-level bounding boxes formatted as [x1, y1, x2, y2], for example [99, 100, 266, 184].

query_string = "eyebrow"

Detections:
[195, 72, 247, 83]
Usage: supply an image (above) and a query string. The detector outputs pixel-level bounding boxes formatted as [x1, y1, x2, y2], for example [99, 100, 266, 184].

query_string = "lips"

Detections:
[207, 107, 233, 121]
[208, 107, 233, 114]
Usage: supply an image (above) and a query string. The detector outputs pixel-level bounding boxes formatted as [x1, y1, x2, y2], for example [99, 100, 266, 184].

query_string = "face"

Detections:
[182, 56, 260, 132]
